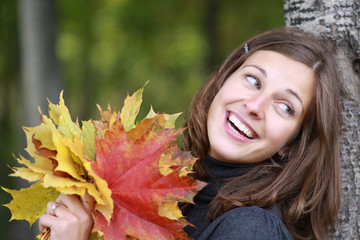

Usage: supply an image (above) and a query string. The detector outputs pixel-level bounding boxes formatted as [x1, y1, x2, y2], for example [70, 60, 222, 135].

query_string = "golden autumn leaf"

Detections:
[2, 182, 59, 226]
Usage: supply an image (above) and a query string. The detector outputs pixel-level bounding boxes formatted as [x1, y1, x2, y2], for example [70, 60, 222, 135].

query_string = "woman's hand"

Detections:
[39, 193, 94, 240]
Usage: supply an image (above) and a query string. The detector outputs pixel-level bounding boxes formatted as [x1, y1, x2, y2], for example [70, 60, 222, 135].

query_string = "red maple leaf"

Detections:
[91, 115, 203, 240]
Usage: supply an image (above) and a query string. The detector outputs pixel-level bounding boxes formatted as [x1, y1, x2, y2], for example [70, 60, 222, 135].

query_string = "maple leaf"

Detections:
[91, 115, 205, 240]
[120, 83, 146, 132]
[2, 182, 59, 226]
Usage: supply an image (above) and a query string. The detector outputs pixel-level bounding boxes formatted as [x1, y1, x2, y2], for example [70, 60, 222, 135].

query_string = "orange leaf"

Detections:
[92, 115, 204, 240]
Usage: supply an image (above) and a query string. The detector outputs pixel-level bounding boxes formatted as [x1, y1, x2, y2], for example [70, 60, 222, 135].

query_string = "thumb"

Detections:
[82, 191, 95, 213]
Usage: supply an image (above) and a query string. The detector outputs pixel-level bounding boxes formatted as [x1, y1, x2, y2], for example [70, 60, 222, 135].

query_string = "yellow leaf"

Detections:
[9, 166, 44, 182]
[41, 115, 85, 181]
[14, 155, 52, 176]
[42, 174, 99, 202]
[61, 133, 88, 177]
[48, 91, 68, 125]
[158, 202, 184, 220]
[53, 136, 84, 181]
[48, 92, 96, 161]
[24, 122, 56, 153]
[2, 182, 59, 226]
[83, 162, 114, 222]
[24, 113, 86, 181]
[23, 124, 54, 159]
[120, 81, 148, 131]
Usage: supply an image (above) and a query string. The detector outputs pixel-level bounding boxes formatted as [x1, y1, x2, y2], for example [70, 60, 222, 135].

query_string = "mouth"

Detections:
[226, 112, 257, 139]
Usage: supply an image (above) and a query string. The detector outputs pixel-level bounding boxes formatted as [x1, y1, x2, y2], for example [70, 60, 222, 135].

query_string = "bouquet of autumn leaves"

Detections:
[3, 85, 205, 240]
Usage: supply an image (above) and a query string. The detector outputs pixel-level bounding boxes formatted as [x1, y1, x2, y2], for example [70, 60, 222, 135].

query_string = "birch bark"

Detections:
[283, 0, 360, 239]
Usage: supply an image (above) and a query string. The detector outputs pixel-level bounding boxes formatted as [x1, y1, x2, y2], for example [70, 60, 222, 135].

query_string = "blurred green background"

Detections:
[0, 0, 284, 238]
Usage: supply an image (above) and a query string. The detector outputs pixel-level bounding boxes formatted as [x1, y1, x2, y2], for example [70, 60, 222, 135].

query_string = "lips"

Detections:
[226, 112, 257, 139]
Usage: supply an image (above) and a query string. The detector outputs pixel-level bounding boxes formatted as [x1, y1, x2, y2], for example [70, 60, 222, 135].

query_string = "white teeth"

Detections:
[228, 113, 255, 138]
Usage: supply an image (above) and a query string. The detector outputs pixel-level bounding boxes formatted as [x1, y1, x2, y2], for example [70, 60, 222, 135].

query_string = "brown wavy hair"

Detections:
[182, 27, 341, 240]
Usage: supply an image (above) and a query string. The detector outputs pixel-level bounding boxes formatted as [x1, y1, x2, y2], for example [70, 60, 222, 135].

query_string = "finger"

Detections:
[56, 194, 92, 218]
[46, 201, 57, 216]
[48, 202, 76, 219]
[82, 191, 95, 213]
[38, 213, 57, 232]
[46, 198, 77, 219]
[56, 194, 83, 211]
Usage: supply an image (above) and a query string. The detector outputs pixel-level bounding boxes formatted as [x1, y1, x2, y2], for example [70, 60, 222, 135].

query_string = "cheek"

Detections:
[266, 114, 301, 146]
[265, 117, 300, 147]
[207, 90, 230, 117]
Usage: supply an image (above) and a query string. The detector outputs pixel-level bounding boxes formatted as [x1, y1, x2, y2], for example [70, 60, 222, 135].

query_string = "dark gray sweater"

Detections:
[184, 156, 293, 240]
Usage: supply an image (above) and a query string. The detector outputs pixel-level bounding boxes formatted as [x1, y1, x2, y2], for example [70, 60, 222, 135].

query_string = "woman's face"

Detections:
[207, 50, 315, 163]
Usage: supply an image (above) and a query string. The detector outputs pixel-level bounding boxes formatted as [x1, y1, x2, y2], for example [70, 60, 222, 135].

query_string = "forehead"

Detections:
[240, 50, 314, 80]
[243, 50, 305, 67]
[239, 50, 315, 109]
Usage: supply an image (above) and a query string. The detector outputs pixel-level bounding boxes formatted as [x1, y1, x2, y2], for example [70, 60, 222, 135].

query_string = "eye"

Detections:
[277, 102, 295, 116]
[245, 75, 261, 89]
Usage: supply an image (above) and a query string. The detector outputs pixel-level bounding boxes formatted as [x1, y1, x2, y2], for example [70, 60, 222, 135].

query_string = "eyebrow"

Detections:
[242, 65, 267, 77]
[242, 64, 305, 113]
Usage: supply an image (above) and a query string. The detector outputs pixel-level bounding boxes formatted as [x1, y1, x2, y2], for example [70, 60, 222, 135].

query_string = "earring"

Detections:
[280, 153, 287, 161]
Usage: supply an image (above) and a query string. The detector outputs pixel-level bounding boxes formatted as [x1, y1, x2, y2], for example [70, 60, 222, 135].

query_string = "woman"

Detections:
[39, 27, 342, 240]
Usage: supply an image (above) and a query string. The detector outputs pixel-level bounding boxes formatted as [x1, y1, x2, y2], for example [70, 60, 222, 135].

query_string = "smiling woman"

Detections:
[182, 27, 341, 240]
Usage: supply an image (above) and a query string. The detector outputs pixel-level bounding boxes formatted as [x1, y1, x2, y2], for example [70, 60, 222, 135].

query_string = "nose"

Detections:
[244, 94, 267, 119]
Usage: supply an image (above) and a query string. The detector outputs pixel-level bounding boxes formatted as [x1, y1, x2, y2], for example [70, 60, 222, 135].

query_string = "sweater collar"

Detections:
[193, 156, 259, 204]
[204, 155, 258, 181]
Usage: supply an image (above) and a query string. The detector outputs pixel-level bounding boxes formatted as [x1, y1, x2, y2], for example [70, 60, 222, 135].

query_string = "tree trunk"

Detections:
[19, 0, 63, 125]
[16, 0, 62, 239]
[283, 0, 360, 239]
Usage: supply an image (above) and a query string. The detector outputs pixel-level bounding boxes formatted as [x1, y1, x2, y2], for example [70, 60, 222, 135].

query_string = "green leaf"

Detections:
[120, 82, 148, 131]
[164, 112, 182, 128]
[82, 120, 96, 160]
